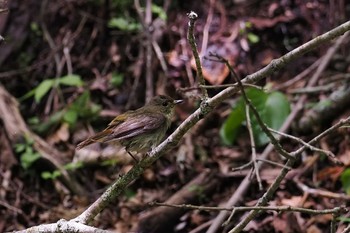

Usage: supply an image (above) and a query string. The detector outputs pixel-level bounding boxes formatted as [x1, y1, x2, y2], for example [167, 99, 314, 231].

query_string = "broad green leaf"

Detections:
[63, 109, 78, 125]
[72, 91, 90, 108]
[20, 88, 36, 101]
[338, 217, 350, 223]
[220, 101, 245, 145]
[70, 91, 101, 119]
[34, 79, 54, 103]
[220, 88, 290, 146]
[341, 168, 350, 195]
[251, 90, 290, 146]
[58, 74, 83, 87]
[15, 144, 26, 153]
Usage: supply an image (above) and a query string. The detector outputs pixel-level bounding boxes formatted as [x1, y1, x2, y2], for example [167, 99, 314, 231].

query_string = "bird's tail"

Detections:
[76, 130, 112, 150]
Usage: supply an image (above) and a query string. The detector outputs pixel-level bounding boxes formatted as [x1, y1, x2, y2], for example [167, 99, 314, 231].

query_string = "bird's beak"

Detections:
[174, 99, 183, 104]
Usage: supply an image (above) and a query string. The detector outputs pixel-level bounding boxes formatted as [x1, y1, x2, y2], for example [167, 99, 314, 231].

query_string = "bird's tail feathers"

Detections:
[76, 130, 112, 150]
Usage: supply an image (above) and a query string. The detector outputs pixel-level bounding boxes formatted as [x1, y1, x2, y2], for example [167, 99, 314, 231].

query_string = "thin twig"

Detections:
[150, 202, 347, 215]
[269, 127, 342, 165]
[200, 0, 214, 56]
[295, 180, 350, 200]
[245, 105, 263, 190]
[231, 161, 253, 172]
[187, 11, 208, 99]
[256, 158, 292, 170]
[200, 83, 263, 89]
[274, 57, 322, 90]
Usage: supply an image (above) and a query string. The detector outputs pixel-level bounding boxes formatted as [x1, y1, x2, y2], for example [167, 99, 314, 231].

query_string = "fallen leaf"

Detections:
[191, 42, 239, 85]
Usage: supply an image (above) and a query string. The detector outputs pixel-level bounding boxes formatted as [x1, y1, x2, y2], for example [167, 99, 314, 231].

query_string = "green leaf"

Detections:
[15, 144, 26, 153]
[31, 110, 65, 133]
[152, 4, 167, 20]
[220, 88, 290, 146]
[341, 168, 350, 195]
[58, 74, 83, 87]
[247, 32, 260, 44]
[250, 90, 290, 146]
[28, 117, 40, 125]
[70, 91, 101, 119]
[20, 88, 36, 101]
[64, 161, 83, 171]
[73, 91, 90, 108]
[63, 109, 78, 125]
[20, 147, 41, 169]
[111, 72, 124, 87]
[34, 79, 54, 103]
[41, 170, 61, 180]
[220, 101, 245, 145]
[101, 159, 119, 166]
[338, 217, 350, 223]
[108, 17, 141, 31]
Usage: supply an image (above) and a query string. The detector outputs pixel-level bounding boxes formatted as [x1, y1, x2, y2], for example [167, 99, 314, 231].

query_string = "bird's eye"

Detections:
[162, 101, 168, 106]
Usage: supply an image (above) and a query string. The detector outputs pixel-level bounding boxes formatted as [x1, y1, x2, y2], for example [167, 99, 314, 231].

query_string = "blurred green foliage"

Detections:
[41, 161, 83, 180]
[15, 135, 41, 169]
[30, 91, 101, 133]
[220, 87, 290, 146]
[341, 168, 350, 195]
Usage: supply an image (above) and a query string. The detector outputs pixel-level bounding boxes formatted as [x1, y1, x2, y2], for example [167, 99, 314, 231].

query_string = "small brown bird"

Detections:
[76, 95, 182, 160]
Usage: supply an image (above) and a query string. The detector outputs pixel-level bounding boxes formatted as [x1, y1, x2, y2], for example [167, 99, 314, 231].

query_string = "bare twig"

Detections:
[245, 105, 262, 190]
[151, 202, 347, 216]
[200, 83, 263, 89]
[256, 158, 292, 170]
[274, 57, 322, 90]
[200, 0, 214, 56]
[231, 161, 253, 172]
[295, 180, 350, 200]
[187, 11, 208, 98]
[268, 127, 342, 165]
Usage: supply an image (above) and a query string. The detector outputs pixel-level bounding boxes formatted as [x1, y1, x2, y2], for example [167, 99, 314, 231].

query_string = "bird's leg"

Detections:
[127, 151, 139, 162]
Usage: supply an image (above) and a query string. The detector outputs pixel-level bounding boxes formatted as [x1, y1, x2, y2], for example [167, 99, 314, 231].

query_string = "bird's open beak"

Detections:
[174, 99, 183, 104]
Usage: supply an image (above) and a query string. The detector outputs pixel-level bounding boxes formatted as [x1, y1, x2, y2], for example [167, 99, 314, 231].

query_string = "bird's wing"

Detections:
[103, 113, 166, 142]
[105, 110, 133, 129]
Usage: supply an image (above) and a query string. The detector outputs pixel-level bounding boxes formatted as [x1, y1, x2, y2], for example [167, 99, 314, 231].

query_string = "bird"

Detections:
[76, 95, 183, 161]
